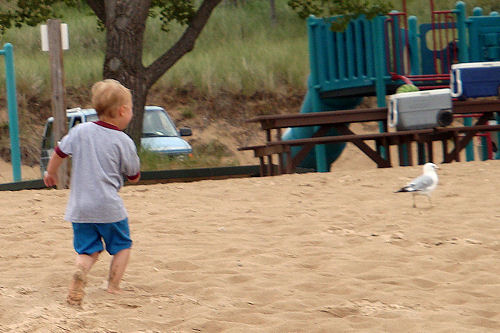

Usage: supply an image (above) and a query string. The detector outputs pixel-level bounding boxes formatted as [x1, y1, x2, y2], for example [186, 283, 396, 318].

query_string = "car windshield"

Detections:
[86, 109, 178, 137]
[142, 109, 178, 137]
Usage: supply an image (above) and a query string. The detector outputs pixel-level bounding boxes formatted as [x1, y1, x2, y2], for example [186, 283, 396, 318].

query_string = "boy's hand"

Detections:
[128, 177, 140, 184]
[127, 172, 141, 184]
[44, 152, 65, 187]
[43, 171, 58, 187]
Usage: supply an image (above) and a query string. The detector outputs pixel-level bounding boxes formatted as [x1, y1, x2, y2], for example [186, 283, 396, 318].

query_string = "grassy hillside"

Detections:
[0, 1, 309, 98]
[1, 0, 498, 97]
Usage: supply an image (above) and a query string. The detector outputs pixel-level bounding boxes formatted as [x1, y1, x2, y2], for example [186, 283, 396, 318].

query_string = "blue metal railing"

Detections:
[0, 43, 21, 182]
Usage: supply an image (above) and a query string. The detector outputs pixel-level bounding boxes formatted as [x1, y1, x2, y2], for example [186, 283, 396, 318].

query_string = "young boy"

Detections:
[44, 79, 141, 306]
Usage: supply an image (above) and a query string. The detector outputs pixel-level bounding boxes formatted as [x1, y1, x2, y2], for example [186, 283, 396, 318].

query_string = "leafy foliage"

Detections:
[287, 0, 393, 31]
[151, 0, 196, 32]
[0, 0, 197, 34]
[0, 0, 78, 33]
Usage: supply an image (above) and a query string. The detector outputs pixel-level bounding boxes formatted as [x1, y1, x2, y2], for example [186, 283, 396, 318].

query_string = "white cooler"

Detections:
[388, 88, 453, 131]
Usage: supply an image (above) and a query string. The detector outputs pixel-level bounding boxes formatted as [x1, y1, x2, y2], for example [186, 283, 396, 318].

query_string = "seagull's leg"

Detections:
[427, 195, 432, 207]
[412, 193, 417, 208]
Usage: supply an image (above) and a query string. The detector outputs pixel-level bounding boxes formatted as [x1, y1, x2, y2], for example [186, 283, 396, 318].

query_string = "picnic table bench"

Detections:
[238, 99, 500, 176]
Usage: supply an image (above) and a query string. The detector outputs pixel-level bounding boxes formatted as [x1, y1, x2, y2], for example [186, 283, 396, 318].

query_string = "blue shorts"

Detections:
[72, 218, 132, 255]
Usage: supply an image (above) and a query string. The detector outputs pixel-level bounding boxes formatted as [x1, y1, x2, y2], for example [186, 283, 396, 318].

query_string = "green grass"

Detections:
[138, 140, 238, 171]
[148, 1, 309, 95]
[0, 0, 309, 97]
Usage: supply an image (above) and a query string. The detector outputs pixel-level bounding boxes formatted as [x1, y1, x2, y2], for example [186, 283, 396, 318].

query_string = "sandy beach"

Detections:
[0, 158, 499, 332]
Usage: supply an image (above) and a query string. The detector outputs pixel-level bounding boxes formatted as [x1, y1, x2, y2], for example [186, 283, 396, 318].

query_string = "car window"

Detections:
[143, 109, 178, 137]
[42, 121, 54, 150]
[86, 114, 99, 122]
[71, 116, 82, 128]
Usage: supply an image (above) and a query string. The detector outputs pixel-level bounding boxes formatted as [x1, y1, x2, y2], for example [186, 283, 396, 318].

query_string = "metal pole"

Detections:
[2, 43, 22, 182]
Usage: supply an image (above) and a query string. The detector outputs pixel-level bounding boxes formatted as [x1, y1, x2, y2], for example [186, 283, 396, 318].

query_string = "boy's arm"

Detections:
[122, 138, 141, 184]
[43, 151, 65, 187]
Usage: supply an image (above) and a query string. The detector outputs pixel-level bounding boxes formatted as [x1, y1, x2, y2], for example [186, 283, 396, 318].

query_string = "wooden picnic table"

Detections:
[239, 99, 500, 176]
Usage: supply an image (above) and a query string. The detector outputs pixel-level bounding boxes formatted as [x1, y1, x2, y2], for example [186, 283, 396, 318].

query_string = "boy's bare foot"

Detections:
[67, 269, 87, 306]
[107, 283, 136, 294]
[106, 287, 124, 295]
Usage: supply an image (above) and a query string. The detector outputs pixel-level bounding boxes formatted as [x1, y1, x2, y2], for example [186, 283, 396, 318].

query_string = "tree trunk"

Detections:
[270, 0, 277, 26]
[102, 0, 151, 145]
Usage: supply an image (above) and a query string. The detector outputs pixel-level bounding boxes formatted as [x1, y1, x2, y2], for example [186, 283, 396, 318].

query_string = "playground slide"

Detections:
[282, 89, 362, 170]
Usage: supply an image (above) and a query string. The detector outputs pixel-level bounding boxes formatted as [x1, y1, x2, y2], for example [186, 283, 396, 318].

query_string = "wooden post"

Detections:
[48, 19, 69, 189]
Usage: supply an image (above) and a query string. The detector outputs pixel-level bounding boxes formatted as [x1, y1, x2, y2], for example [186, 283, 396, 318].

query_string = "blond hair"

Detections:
[91, 79, 131, 118]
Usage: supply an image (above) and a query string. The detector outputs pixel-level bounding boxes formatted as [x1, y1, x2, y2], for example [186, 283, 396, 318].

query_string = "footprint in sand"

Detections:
[320, 306, 360, 318]
[411, 277, 438, 289]
[165, 260, 200, 271]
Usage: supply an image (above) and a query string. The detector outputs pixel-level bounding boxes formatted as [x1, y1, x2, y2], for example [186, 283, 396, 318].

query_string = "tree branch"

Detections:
[145, 0, 222, 87]
[86, 0, 106, 23]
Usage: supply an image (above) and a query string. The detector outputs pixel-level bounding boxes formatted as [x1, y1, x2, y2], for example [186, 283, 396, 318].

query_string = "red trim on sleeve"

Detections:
[54, 146, 69, 158]
[127, 172, 140, 181]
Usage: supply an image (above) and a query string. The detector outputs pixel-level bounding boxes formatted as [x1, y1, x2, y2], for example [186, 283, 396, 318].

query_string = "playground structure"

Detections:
[279, 0, 500, 172]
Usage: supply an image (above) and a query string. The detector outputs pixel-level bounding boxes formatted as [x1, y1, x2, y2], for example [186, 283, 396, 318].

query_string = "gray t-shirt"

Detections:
[56, 121, 140, 223]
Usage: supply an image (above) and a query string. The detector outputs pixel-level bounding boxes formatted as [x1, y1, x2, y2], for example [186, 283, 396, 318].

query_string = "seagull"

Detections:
[395, 163, 439, 208]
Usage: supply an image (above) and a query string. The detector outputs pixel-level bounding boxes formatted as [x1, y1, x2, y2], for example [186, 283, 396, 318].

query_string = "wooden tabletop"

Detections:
[246, 99, 500, 130]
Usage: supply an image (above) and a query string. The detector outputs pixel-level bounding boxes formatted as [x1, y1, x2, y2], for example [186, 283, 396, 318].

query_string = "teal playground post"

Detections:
[372, 15, 389, 162]
[0, 43, 21, 182]
[454, 2, 474, 161]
